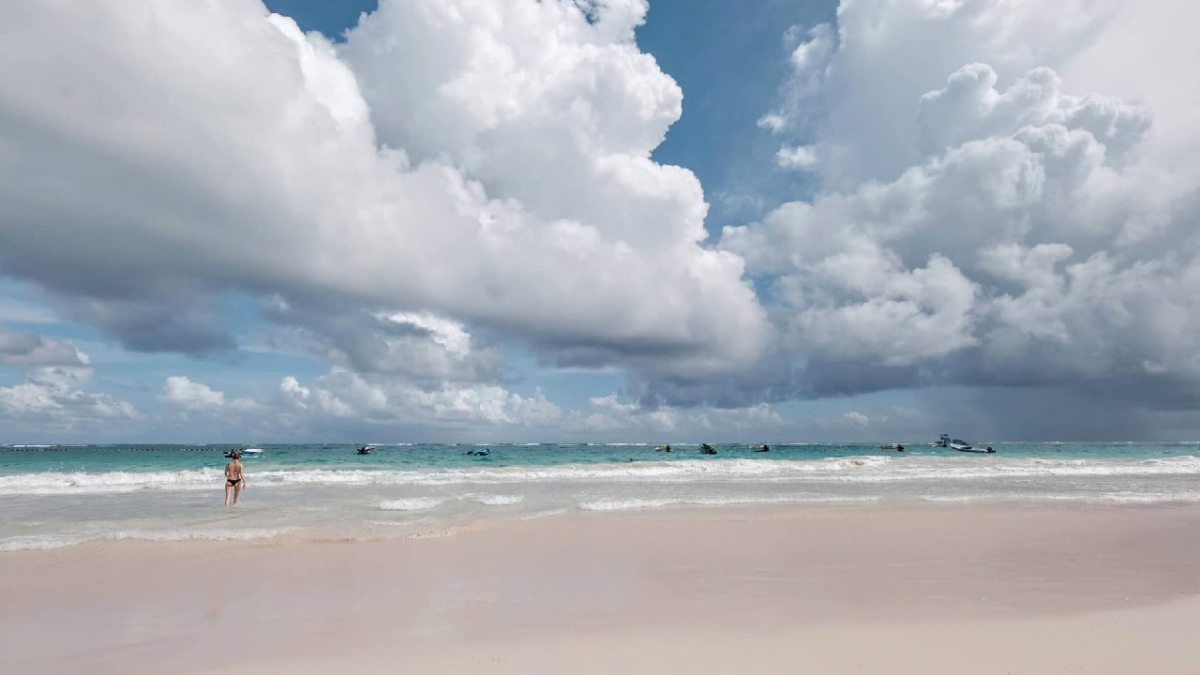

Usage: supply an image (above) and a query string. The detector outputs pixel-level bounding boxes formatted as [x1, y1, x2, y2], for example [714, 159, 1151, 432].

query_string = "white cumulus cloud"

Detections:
[0, 331, 135, 425]
[162, 376, 258, 413]
[720, 0, 1200, 418]
[0, 0, 768, 385]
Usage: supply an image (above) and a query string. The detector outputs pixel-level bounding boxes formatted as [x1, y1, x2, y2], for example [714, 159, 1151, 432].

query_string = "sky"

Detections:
[2, 0, 1199, 443]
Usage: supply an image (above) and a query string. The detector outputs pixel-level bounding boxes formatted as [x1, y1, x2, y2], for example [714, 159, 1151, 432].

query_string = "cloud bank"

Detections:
[2, 0, 1198, 439]
[720, 0, 1200, 433]
[0, 1, 766, 378]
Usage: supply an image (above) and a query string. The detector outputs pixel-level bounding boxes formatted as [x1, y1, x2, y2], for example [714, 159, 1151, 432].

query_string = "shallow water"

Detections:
[3, 442, 1199, 550]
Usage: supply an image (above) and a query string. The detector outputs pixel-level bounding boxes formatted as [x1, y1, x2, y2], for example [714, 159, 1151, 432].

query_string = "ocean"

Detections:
[3, 442, 1198, 551]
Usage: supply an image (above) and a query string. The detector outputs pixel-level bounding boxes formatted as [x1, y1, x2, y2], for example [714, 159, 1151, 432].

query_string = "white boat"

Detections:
[879, 443, 905, 452]
[938, 434, 993, 453]
[241, 447, 264, 455]
[938, 434, 972, 450]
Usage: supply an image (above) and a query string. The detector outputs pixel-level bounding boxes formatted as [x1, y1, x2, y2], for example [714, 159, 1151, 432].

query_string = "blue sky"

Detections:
[2, 0, 1198, 442]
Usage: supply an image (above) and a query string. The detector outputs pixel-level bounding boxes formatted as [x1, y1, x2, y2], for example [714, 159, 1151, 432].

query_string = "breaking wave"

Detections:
[4, 455, 1200, 495]
[578, 495, 880, 511]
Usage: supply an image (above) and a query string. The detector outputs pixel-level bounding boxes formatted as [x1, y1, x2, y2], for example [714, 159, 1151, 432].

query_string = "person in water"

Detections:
[224, 451, 245, 507]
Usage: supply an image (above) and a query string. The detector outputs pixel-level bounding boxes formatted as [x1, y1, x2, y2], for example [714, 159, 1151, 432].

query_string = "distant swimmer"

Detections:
[224, 451, 245, 507]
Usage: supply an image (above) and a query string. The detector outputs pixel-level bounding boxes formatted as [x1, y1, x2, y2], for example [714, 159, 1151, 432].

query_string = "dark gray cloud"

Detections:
[0, 329, 89, 367]
[264, 299, 505, 384]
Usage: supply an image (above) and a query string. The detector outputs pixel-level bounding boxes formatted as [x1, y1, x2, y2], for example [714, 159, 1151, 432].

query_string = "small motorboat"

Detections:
[879, 443, 905, 452]
[699, 443, 717, 455]
[751, 444, 770, 453]
[465, 448, 491, 457]
[937, 434, 992, 453]
[657, 444, 673, 453]
[356, 445, 374, 455]
[241, 448, 264, 455]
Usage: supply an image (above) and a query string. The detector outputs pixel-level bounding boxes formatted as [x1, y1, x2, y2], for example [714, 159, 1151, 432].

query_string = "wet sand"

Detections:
[2, 503, 1199, 673]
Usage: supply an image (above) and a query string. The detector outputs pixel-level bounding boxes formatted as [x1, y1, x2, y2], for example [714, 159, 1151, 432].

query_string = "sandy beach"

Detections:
[3, 503, 1199, 674]
[5, 0, 1200, 673]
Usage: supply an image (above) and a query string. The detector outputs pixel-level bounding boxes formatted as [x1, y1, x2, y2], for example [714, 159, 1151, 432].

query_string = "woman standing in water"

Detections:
[224, 451, 245, 507]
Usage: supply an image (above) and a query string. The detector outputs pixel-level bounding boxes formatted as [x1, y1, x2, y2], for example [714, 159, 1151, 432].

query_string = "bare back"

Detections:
[225, 460, 244, 481]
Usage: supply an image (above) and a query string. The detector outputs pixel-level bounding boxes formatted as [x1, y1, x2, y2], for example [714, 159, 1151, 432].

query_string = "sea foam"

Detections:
[378, 493, 525, 511]
[577, 495, 880, 511]
[379, 498, 444, 511]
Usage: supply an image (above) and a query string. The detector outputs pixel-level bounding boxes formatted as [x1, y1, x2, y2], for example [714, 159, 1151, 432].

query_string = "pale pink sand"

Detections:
[2, 504, 1199, 674]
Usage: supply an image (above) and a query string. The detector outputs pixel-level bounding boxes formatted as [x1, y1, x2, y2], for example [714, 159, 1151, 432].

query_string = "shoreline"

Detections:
[4, 503, 1199, 673]
[6, 494, 1200, 553]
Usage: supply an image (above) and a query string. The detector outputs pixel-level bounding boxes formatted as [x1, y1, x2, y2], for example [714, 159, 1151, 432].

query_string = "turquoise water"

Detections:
[3, 442, 1199, 551]
[4, 441, 1196, 472]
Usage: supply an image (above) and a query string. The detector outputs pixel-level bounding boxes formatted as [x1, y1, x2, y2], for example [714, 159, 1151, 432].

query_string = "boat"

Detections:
[936, 433, 970, 449]
[465, 448, 491, 457]
[751, 444, 770, 453]
[241, 447, 264, 455]
[879, 443, 905, 452]
[699, 443, 717, 455]
[937, 434, 990, 453]
[356, 445, 374, 455]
